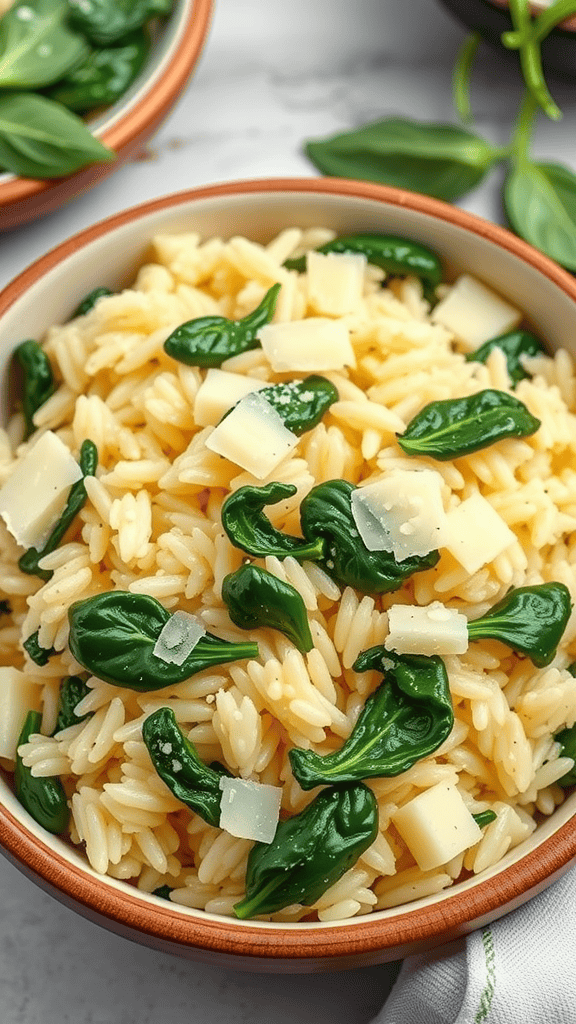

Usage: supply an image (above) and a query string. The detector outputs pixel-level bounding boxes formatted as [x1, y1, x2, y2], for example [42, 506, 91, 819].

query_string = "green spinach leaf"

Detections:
[222, 564, 313, 653]
[289, 649, 453, 788]
[68, 591, 259, 690]
[284, 233, 443, 289]
[14, 339, 55, 437]
[23, 629, 56, 666]
[253, 376, 338, 436]
[467, 582, 572, 667]
[233, 783, 378, 919]
[397, 389, 541, 461]
[55, 675, 91, 732]
[72, 286, 113, 317]
[472, 809, 497, 828]
[47, 30, 149, 113]
[221, 482, 325, 561]
[465, 329, 545, 386]
[0, 0, 88, 90]
[15, 710, 69, 834]
[67, 0, 173, 46]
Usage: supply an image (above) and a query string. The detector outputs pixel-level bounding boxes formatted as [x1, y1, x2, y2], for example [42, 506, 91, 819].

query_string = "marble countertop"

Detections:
[1, 0, 575, 1020]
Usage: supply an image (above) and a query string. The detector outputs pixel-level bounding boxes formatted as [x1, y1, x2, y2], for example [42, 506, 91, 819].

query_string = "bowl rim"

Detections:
[1, 175, 576, 963]
[0, 0, 214, 206]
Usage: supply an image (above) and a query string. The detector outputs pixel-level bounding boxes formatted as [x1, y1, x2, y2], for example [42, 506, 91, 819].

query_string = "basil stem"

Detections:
[254, 376, 338, 436]
[68, 0, 173, 46]
[465, 329, 545, 386]
[397, 389, 541, 461]
[14, 340, 55, 438]
[467, 582, 572, 667]
[142, 707, 226, 827]
[289, 649, 453, 788]
[473, 810, 497, 829]
[23, 630, 56, 666]
[68, 592, 259, 691]
[163, 283, 281, 368]
[222, 564, 313, 654]
[452, 32, 481, 123]
[299, 479, 439, 594]
[19, 439, 98, 581]
[221, 482, 325, 561]
[233, 783, 378, 919]
[55, 675, 91, 733]
[15, 710, 69, 834]
[72, 287, 113, 318]
[47, 31, 150, 113]
[285, 232, 443, 290]
[503, 0, 561, 121]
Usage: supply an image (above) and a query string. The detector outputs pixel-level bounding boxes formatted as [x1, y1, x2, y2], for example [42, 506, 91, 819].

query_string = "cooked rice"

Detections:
[2, 226, 576, 922]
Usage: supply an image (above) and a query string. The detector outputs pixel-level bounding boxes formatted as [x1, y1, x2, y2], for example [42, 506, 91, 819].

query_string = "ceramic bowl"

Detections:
[438, 0, 576, 78]
[0, 178, 575, 972]
[0, 0, 213, 232]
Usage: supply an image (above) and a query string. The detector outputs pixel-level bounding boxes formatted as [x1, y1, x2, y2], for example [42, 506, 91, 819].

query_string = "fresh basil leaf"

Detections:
[465, 329, 545, 386]
[397, 389, 541, 461]
[67, 0, 173, 46]
[305, 118, 504, 203]
[504, 160, 576, 272]
[289, 649, 453, 788]
[0, 92, 114, 178]
[68, 591, 259, 691]
[0, 0, 88, 90]
[46, 30, 150, 113]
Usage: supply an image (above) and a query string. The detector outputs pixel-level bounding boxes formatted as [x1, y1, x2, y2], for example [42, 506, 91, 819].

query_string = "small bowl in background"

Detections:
[438, 0, 576, 78]
[0, 178, 575, 970]
[0, 0, 213, 233]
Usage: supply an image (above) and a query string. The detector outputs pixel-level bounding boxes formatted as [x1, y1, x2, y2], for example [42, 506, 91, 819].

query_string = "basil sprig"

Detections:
[233, 783, 378, 919]
[221, 482, 325, 562]
[305, 118, 503, 203]
[163, 284, 281, 368]
[19, 439, 98, 581]
[143, 707, 227, 826]
[467, 582, 572, 668]
[68, 591, 259, 690]
[0, 92, 114, 178]
[15, 710, 70, 834]
[289, 649, 453, 789]
[222, 564, 313, 654]
[0, 0, 88, 89]
[397, 389, 541, 461]
[465, 329, 545, 386]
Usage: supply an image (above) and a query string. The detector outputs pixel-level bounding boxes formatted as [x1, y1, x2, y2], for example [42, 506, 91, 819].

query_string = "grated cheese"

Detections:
[205, 391, 299, 479]
[351, 470, 448, 561]
[385, 601, 469, 656]
[219, 776, 282, 844]
[153, 611, 206, 666]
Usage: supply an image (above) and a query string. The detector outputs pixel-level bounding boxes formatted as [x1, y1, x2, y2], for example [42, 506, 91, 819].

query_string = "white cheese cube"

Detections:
[431, 274, 522, 351]
[194, 369, 266, 427]
[351, 470, 447, 562]
[219, 776, 282, 844]
[0, 667, 41, 761]
[205, 392, 298, 479]
[307, 251, 366, 316]
[0, 431, 83, 549]
[385, 602, 469, 656]
[153, 611, 206, 666]
[392, 782, 483, 871]
[445, 492, 516, 575]
[257, 318, 355, 372]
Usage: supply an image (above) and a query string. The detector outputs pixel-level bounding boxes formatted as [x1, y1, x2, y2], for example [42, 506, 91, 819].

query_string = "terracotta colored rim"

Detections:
[1, 176, 576, 963]
[488, 0, 576, 32]
[0, 0, 213, 208]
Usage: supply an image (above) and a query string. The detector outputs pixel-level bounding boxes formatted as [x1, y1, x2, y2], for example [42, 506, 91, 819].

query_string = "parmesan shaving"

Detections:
[385, 602, 469, 656]
[153, 611, 206, 666]
[219, 776, 282, 844]
[351, 470, 447, 561]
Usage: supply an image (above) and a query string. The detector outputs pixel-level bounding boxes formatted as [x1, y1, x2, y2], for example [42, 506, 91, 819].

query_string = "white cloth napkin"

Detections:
[373, 865, 576, 1024]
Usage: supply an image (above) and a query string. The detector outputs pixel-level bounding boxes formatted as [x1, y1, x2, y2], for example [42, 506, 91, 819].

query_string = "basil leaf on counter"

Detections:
[397, 389, 541, 461]
[68, 0, 173, 46]
[0, 92, 114, 178]
[504, 160, 576, 273]
[305, 118, 505, 203]
[289, 649, 453, 788]
[0, 0, 88, 90]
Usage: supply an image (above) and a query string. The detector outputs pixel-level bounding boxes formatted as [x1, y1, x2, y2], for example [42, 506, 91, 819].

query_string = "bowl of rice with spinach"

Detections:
[0, 178, 575, 970]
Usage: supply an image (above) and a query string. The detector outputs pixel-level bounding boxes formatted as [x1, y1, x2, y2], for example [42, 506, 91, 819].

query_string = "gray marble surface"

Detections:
[1, 0, 575, 1020]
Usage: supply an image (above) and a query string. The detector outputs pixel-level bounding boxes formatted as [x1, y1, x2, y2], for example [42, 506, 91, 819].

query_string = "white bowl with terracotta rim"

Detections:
[0, 0, 213, 233]
[0, 177, 575, 971]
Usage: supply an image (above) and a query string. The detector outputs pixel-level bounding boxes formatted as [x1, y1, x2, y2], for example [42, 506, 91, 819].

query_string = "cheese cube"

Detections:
[194, 369, 266, 427]
[219, 776, 282, 844]
[445, 492, 516, 575]
[0, 667, 41, 761]
[257, 318, 355, 372]
[307, 251, 366, 316]
[392, 783, 483, 871]
[0, 431, 83, 549]
[385, 602, 469, 656]
[351, 470, 447, 562]
[431, 274, 522, 351]
[205, 392, 298, 479]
